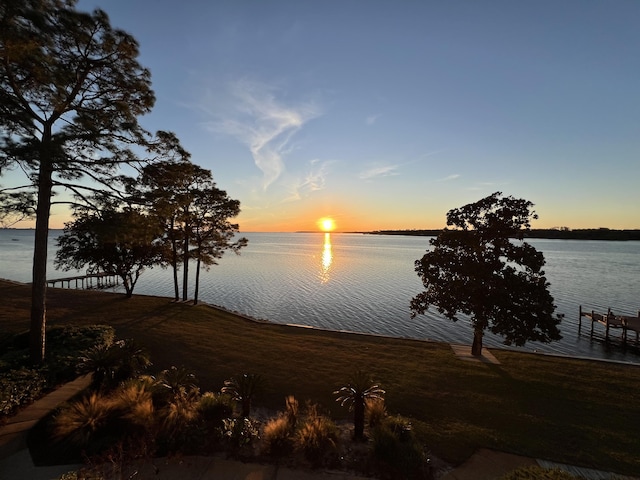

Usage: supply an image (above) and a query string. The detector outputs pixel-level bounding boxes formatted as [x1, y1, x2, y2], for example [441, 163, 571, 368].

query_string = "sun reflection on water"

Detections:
[320, 232, 333, 283]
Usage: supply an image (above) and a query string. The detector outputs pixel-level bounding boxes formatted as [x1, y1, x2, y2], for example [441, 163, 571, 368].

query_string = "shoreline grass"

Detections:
[1, 279, 639, 476]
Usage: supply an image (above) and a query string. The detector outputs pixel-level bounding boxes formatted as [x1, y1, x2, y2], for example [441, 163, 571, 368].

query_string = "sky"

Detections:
[6, 0, 640, 232]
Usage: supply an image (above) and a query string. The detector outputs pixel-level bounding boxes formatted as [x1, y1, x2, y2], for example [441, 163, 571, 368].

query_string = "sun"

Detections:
[318, 217, 336, 232]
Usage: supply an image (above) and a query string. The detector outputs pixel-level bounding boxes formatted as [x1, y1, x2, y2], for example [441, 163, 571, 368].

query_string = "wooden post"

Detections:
[590, 310, 595, 337]
[605, 308, 611, 342]
[578, 305, 582, 332]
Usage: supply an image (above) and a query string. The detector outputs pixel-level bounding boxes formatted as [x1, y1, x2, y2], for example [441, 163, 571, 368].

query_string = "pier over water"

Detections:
[46, 273, 119, 290]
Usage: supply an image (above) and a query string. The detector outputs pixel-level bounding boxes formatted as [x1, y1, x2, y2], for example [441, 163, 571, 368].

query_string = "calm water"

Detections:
[1, 230, 639, 363]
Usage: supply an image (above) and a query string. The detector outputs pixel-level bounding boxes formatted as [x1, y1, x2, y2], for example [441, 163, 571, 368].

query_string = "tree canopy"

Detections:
[0, 0, 154, 362]
[410, 192, 560, 356]
[55, 206, 165, 298]
[137, 159, 247, 304]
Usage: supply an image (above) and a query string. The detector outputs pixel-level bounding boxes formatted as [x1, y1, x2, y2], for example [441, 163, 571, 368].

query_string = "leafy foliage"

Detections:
[372, 415, 431, 479]
[0, 367, 47, 416]
[0, 325, 114, 417]
[77, 338, 151, 391]
[222, 417, 261, 450]
[411, 192, 560, 355]
[55, 207, 166, 298]
[499, 465, 584, 480]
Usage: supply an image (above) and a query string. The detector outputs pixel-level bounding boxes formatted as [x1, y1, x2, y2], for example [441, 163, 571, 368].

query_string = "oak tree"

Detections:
[410, 192, 560, 356]
[55, 207, 165, 298]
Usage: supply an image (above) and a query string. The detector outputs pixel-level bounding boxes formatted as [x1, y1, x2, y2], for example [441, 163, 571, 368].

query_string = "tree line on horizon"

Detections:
[368, 227, 640, 241]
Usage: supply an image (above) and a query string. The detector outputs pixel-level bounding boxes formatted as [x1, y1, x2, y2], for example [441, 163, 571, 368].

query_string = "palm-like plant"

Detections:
[334, 370, 385, 440]
[221, 373, 264, 418]
[77, 339, 151, 391]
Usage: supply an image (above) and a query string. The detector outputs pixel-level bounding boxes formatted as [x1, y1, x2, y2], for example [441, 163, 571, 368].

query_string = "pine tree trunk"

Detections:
[194, 254, 201, 305]
[182, 230, 189, 301]
[170, 219, 179, 301]
[29, 152, 53, 364]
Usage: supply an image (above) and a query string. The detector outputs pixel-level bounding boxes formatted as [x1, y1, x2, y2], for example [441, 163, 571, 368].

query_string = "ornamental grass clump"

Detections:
[295, 403, 340, 468]
[261, 395, 300, 458]
[111, 378, 155, 431]
[198, 391, 234, 426]
[366, 397, 387, 428]
[262, 414, 295, 457]
[53, 393, 119, 454]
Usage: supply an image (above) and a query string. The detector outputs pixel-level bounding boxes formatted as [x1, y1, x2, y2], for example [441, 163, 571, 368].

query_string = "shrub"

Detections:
[53, 393, 119, 454]
[499, 465, 584, 480]
[262, 414, 295, 457]
[0, 368, 47, 416]
[295, 403, 339, 468]
[77, 339, 150, 391]
[366, 397, 387, 428]
[198, 391, 234, 426]
[151, 366, 199, 407]
[284, 394, 299, 429]
[45, 325, 115, 384]
[1, 325, 116, 419]
[111, 378, 155, 431]
[372, 415, 430, 479]
[222, 417, 261, 451]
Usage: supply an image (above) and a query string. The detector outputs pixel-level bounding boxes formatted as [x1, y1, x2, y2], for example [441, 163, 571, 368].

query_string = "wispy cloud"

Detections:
[438, 174, 460, 182]
[208, 79, 320, 190]
[358, 164, 399, 180]
[468, 181, 510, 191]
[284, 159, 332, 202]
[366, 114, 381, 125]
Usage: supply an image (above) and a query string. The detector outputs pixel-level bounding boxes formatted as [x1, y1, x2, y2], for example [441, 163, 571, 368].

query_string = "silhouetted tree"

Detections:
[411, 192, 560, 356]
[138, 159, 247, 303]
[0, 0, 154, 362]
[0, 189, 35, 227]
[55, 207, 165, 297]
[190, 186, 247, 305]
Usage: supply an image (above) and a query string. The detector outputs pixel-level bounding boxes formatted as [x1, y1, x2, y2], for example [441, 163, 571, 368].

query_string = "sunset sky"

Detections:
[6, 1, 640, 232]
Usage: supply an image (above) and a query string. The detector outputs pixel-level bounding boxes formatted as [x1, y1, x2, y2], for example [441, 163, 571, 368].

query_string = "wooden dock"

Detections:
[579, 306, 640, 344]
[46, 273, 119, 290]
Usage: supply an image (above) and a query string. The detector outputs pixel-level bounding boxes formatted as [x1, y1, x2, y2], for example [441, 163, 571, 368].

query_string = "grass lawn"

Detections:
[2, 279, 639, 476]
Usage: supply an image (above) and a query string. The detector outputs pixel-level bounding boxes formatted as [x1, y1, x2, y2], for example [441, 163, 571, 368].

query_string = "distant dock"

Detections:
[46, 273, 119, 290]
[579, 306, 640, 344]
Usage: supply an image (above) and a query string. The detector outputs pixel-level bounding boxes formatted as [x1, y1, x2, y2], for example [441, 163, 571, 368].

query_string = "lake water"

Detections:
[1, 229, 639, 364]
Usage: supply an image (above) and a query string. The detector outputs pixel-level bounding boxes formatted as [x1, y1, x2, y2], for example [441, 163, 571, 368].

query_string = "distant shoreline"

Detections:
[363, 228, 640, 241]
[4, 227, 640, 241]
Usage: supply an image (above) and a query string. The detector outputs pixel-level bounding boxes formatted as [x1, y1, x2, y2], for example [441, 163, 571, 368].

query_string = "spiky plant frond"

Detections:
[54, 393, 115, 447]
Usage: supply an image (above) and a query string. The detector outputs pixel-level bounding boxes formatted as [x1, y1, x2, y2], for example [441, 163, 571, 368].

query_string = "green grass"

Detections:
[1, 279, 639, 476]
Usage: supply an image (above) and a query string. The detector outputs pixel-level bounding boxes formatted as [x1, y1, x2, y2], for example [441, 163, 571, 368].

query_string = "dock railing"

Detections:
[46, 272, 119, 290]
